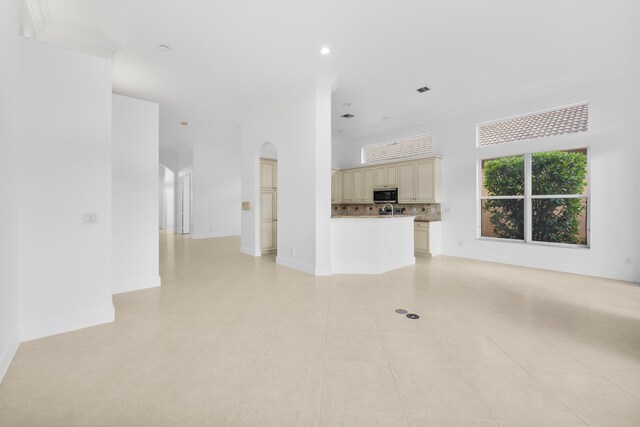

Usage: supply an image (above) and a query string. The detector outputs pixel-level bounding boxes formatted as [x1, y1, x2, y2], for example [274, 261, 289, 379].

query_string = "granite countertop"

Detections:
[331, 214, 439, 222]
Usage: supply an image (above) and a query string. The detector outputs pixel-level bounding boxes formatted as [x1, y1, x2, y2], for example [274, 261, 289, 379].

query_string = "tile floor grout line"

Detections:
[224, 316, 281, 427]
[377, 316, 412, 427]
[436, 331, 502, 425]
[316, 288, 332, 427]
[484, 334, 591, 427]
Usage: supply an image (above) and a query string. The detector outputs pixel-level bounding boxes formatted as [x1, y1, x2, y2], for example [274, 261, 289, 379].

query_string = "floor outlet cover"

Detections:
[406, 313, 420, 319]
[395, 309, 408, 314]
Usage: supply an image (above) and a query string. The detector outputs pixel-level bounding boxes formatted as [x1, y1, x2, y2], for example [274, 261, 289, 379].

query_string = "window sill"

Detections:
[476, 237, 589, 250]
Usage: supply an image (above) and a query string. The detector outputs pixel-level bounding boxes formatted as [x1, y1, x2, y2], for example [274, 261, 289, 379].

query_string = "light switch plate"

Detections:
[241, 201, 250, 211]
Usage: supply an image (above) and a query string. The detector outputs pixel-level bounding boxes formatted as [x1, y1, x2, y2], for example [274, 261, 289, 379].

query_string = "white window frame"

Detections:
[477, 147, 590, 249]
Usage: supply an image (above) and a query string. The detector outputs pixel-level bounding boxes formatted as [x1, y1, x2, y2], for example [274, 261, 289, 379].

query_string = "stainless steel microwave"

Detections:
[373, 188, 398, 204]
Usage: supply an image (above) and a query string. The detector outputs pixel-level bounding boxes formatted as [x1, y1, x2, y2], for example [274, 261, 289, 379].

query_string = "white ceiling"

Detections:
[24, 0, 640, 150]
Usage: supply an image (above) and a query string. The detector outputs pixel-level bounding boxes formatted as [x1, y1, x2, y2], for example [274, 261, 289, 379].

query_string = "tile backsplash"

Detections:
[331, 203, 441, 221]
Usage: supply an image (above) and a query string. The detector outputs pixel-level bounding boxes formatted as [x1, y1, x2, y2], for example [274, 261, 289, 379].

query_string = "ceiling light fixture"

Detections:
[416, 86, 430, 93]
[342, 102, 351, 107]
[382, 116, 390, 120]
[180, 121, 188, 126]
[320, 46, 331, 55]
[340, 114, 354, 119]
[158, 44, 171, 52]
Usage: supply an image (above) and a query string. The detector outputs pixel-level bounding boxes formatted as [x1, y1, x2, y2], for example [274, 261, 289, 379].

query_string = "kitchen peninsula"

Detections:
[330, 215, 416, 274]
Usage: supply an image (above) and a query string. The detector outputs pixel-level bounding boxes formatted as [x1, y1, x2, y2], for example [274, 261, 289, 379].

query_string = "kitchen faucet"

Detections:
[382, 203, 394, 216]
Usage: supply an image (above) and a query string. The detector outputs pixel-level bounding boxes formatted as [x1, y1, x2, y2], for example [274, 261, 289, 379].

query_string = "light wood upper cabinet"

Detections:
[385, 165, 397, 188]
[341, 170, 353, 202]
[363, 168, 374, 203]
[331, 157, 441, 204]
[260, 160, 275, 190]
[352, 169, 364, 202]
[398, 163, 416, 202]
[373, 164, 398, 189]
[331, 170, 342, 203]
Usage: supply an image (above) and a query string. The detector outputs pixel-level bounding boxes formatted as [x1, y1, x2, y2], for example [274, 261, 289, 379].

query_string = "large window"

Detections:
[480, 149, 589, 246]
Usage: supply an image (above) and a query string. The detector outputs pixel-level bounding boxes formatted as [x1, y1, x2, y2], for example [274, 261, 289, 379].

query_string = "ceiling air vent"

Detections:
[416, 86, 430, 93]
[341, 114, 355, 118]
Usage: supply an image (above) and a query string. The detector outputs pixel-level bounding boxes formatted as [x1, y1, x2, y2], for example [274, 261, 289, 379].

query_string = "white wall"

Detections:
[190, 140, 241, 239]
[240, 76, 335, 275]
[112, 94, 160, 294]
[0, 0, 20, 383]
[335, 67, 640, 283]
[15, 38, 114, 341]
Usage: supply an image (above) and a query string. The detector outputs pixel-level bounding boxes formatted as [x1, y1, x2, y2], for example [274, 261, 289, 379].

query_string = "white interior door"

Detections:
[181, 174, 191, 235]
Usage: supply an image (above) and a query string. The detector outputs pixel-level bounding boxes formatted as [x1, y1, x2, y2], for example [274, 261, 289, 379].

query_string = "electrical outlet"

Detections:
[458, 240, 463, 248]
[624, 257, 632, 265]
[83, 213, 98, 225]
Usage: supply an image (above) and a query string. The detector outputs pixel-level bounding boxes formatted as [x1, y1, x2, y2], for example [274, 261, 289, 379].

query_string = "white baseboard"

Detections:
[20, 304, 115, 342]
[276, 256, 316, 275]
[240, 246, 260, 257]
[0, 332, 20, 384]
[112, 275, 161, 295]
[191, 232, 240, 240]
[332, 256, 415, 275]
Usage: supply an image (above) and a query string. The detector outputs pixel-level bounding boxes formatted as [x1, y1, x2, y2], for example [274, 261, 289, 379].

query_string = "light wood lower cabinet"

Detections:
[414, 220, 441, 256]
[414, 221, 429, 255]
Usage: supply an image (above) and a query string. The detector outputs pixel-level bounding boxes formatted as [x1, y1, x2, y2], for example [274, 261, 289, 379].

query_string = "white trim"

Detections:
[240, 246, 261, 257]
[332, 256, 416, 275]
[112, 276, 161, 295]
[20, 304, 115, 342]
[191, 231, 239, 240]
[0, 332, 20, 384]
[275, 256, 316, 275]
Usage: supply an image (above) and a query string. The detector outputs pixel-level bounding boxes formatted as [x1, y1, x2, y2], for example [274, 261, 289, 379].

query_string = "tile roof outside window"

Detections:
[478, 103, 589, 147]
[362, 134, 432, 164]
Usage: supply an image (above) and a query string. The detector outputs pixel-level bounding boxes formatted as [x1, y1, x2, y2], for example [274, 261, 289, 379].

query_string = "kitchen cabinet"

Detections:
[331, 170, 341, 203]
[414, 221, 429, 255]
[352, 169, 364, 202]
[374, 164, 397, 188]
[398, 163, 415, 202]
[260, 159, 276, 189]
[342, 170, 353, 202]
[260, 158, 277, 253]
[414, 220, 441, 256]
[398, 158, 441, 203]
[363, 168, 374, 203]
[415, 158, 440, 203]
[331, 157, 441, 204]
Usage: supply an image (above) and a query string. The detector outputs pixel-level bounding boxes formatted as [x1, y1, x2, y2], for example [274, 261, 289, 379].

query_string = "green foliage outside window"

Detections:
[483, 151, 588, 244]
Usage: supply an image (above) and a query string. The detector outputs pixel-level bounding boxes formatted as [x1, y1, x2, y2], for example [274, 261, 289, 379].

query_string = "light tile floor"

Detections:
[1, 233, 640, 426]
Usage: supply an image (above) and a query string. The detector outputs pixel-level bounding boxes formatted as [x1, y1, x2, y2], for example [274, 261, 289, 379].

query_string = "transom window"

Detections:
[478, 103, 589, 147]
[361, 134, 432, 164]
[480, 149, 589, 247]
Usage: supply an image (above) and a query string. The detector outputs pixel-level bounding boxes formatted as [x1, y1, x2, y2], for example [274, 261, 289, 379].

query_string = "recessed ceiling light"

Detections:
[340, 114, 354, 119]
[342, 102, 351, 107]
[416, 86, 430, 93]
[382, 116, 390, 120]
[159, 44, 171, 52]
[180, 121, 188, 126]
[320, 46, 330, 55]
